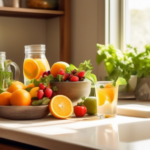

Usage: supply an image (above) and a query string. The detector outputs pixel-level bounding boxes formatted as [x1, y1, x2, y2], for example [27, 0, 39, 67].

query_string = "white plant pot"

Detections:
[119, 75, 137, 94]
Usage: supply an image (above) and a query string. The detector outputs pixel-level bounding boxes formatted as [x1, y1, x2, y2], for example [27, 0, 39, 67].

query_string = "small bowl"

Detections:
[0, 105, 49, 120]
[50, 80, 91, 105]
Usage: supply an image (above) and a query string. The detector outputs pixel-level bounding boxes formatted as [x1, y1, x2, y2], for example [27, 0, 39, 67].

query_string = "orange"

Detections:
[7, 81, 26, 93]
[35, 59, 50, 80]
[51, 61, 69, 77]
[25, 83, 35, 89]
[23, 58, 40, 80]
[0, 92, 12, 106]
[10, 89, 31, 106]
[29, 87, 39, 98]
[49, 95, 73, 119]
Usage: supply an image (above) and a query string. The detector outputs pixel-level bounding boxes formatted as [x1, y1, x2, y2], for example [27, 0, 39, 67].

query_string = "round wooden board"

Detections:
[0, 105, 49, 120]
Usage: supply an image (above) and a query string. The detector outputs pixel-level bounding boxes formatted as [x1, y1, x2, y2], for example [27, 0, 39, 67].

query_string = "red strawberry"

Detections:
[69, 74, 74, 80]
[63, 73, 70, 81]
[44, 88, 53, 98]
[39, 83, 46, 90]
[37, 90, 44, 100]
[42, 71, 49, 78]
[78, 71, 85, 78]
[70, 76, 79, 82]
[58, 69, 65, 75]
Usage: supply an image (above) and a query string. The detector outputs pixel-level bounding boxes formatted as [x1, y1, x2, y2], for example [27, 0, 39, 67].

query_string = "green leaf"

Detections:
[25, 87, 32, 92]
[82, 96, 86, 100]
[96, 53, 105, 65]
[85, 73, 97, 84]
[78, 60, 93, 72]
[100, 85, 104, 88]
[56, 74, 63, 82]
[51, 86, 58, 91]
[66, 64, 77, 73]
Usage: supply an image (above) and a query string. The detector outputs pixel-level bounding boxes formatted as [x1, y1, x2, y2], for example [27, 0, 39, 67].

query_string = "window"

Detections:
[122, 0, 150, 51]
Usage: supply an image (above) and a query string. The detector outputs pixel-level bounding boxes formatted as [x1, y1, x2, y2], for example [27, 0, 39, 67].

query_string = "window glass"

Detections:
[127, 0, 150, 51]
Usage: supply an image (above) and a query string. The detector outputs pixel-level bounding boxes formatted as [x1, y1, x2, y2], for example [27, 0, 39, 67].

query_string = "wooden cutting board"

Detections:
[117, 104, 150, 118]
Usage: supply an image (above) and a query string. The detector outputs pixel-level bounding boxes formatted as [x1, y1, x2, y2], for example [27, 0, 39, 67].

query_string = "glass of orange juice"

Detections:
[95, 81, 118, 118]
[23, 45, 50, 86]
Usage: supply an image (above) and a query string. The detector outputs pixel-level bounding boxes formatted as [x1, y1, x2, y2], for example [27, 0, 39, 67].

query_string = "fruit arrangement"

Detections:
[0, 60, 98, 119]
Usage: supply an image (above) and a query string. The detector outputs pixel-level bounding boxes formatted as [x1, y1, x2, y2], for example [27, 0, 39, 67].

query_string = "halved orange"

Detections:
[23, 58, 40, 80]
[49, 95, 73, 119]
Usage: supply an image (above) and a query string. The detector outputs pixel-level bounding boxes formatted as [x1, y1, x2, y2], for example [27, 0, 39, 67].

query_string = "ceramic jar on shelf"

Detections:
[26, 0, 58, 10]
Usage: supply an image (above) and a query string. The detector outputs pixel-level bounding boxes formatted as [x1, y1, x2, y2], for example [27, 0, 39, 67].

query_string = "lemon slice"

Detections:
[23, 58, 40, 80]
[116, 77, 127, 85]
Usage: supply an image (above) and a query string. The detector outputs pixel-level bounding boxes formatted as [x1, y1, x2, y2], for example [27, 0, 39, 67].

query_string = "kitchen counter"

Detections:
[0, 100, 150, 150]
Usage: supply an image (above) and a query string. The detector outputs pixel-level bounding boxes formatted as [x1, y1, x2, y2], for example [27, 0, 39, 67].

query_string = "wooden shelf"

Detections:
[0, 7, 64, 18]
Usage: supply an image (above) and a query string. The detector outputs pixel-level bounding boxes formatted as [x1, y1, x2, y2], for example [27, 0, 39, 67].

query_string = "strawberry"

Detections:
[78, 71, 85, 78]
[37, 90, 44, 100]
[58, 69, 65, 75]
[63, 73, 70, 81]
[70, 76, 79, 82]
[39, 83, 46, 90]
[44, 88, 53, 98]
[42, 71, 49, 78]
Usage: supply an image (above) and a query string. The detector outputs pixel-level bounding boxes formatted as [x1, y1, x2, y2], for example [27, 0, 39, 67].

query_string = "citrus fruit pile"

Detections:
[0, 81, 31, 106]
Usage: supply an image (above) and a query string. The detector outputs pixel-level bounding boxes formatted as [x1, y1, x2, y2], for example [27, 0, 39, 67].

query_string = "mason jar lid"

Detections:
[25, 44, 46, 53]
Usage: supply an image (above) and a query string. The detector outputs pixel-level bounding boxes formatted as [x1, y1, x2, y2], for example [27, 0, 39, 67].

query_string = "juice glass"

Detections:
[95, 81, 118, 118]
[23, 45, 50, 86]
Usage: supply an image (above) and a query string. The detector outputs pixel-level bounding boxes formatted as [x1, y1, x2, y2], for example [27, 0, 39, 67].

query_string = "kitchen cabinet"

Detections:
[0, 0, 70, 63]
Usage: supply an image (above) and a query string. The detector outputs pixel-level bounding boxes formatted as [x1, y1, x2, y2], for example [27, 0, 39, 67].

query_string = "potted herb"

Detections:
[132, 45, 150, 100]
[96, 44, 137, 95]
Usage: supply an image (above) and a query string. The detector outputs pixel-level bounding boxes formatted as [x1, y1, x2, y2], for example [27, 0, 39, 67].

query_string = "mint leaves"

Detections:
[66, 60, 97, 84]
[31, 74, 54, 87]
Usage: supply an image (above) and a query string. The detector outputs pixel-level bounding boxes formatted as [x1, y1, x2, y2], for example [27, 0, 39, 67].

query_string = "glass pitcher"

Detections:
[0, 52, 20, 92]
[23, 45, 50, 86]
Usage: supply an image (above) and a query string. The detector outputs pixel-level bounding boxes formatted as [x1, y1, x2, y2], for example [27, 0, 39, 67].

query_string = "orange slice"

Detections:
[96, 88, 108, 106]
[23, 58, 40, 80]
[103, 88, 114, 103]
[49, 95, 73, 119]
[34, 59, 50, 80]
[105, 83, 113, 88]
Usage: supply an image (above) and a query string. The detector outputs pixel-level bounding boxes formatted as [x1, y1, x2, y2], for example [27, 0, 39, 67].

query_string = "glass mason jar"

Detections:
[0, 52, 20, 93]
[23, 45, 50, 86]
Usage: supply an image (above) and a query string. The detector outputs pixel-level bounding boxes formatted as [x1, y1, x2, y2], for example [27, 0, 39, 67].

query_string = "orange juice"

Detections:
[95, 81, 118, 118]
[23, 58, 50, 85]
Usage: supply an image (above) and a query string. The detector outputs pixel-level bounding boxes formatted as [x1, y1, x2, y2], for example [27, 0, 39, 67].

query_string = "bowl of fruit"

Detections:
[48, 60, 97, 105]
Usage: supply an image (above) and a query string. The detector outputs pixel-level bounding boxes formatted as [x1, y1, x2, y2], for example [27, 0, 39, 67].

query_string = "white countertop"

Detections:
[0, 100, 150, 150]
